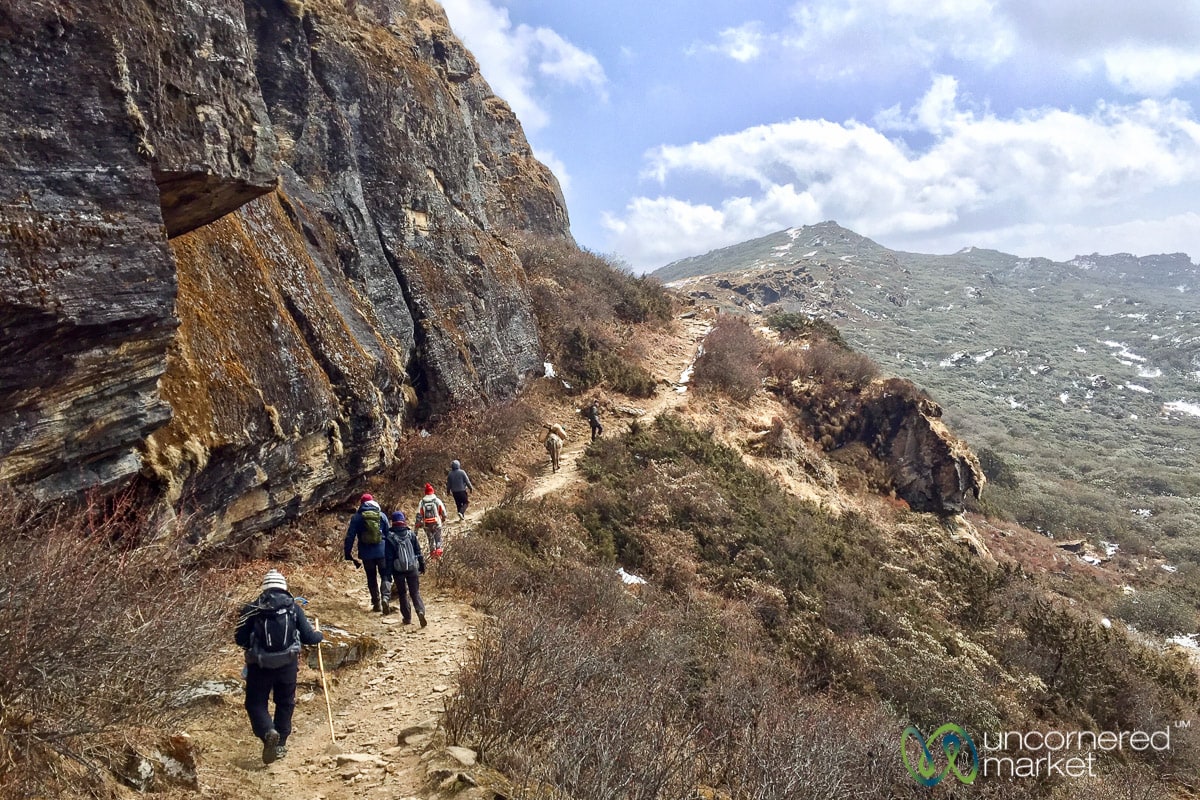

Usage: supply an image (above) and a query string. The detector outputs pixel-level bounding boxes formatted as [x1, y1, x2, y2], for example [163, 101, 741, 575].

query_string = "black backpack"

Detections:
[247, 599, 301, 668]
[388, 527, 418, 573]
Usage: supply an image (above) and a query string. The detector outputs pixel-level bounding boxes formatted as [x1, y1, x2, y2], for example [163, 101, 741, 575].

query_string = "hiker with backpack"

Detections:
[446, 459, 474, 521]
[416, 483, 447, 556]
[384, 511, 427, 627]
[344, 493, 391, 612]
[235, 569, 323, 764]
[585, 399, 603, 442]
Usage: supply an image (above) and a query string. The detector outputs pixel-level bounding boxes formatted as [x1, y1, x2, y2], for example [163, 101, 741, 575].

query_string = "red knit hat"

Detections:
[424, 483, 434, 495]
[361, 493, 373, 502]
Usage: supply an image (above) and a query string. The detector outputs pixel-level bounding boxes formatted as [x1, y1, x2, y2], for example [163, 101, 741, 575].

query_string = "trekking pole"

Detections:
[314, 616, 337, 743]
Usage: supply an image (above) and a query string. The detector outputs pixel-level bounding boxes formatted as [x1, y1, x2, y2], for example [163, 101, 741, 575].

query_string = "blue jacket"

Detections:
[344, 501, 389, 560]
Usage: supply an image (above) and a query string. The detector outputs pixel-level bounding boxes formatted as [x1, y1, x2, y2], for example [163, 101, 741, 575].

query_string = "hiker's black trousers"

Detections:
[244, 661, 298, 744]
[451, 489, 469, 516]
[361, 556, 387, 605]
[389, 569, 425, 622]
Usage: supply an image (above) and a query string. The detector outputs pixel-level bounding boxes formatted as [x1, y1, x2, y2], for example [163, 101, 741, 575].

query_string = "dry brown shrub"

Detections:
[517, 233, 672, 397]
[795, 339, 880, 387]
[716, 692, 906, 799]
[692, 315, 763, 402]
[0, 487, 227, 798]
[377, 399, 539, 503]
[761, 342, 808, 382]
[444, 571, 707, 800]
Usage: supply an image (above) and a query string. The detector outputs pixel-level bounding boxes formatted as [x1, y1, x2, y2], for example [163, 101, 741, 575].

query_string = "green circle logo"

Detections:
[901, 724, 980, 786]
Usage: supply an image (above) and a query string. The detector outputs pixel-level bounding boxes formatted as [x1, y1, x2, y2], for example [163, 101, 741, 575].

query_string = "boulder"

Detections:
[118, 732, 200, 792]
[308, 626, 381, 670]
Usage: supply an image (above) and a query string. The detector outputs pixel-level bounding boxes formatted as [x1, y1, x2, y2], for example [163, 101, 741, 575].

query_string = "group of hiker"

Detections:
[235, 459, 476, 764]
[233, 404, 608, 764]
[343, 493, 429, 624]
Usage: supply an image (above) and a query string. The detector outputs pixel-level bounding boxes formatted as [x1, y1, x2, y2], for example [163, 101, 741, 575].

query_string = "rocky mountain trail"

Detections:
[166, 311, 712, 799]
[526, 312, 712, 502]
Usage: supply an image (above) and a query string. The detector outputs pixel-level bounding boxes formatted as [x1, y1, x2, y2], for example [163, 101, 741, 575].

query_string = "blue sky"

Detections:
[440, 0, 1200, 272]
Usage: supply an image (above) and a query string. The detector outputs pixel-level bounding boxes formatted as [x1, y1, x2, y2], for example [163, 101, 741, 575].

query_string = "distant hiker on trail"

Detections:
[416, 483, 447, 556]
[384, 511, 427, 627]
[344, 493, 390, 612]
[446, 459, 474, 521]
[585, 399, 603, 442]
[235, 569, 323, 765]
[544, 423, 565, 472]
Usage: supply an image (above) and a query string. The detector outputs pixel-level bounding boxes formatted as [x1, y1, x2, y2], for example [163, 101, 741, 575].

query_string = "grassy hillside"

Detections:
[434, 259, 1199, 797]
[653, 223, 1200, 575]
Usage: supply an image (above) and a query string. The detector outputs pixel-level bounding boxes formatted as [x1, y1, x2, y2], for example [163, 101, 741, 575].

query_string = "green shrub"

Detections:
[1112, 588, 1198, 636]
[976, 446, 1021, 490]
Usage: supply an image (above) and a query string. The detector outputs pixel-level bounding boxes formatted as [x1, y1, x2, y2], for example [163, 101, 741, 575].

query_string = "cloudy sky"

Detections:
[440, 0, 1200, 272]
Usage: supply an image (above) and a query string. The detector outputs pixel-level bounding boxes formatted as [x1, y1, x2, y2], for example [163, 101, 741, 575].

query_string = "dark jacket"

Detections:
[447, 465, 474, 494]
[344, 500, 389, 560]
[384, 523, 425, 575]
[234, 589, 323, 653]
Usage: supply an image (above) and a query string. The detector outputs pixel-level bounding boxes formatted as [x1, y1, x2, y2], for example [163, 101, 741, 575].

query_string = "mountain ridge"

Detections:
[653, 221, 1197, 285]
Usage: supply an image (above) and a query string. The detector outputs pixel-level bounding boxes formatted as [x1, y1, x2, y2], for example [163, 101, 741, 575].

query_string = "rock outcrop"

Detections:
[783, 377, 985, 514]
[0, 0, 570, 542]
[0, 0, 277, 499]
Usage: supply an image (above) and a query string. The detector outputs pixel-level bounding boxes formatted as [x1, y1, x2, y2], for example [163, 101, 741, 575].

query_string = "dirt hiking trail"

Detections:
[180, 312, 710, 800]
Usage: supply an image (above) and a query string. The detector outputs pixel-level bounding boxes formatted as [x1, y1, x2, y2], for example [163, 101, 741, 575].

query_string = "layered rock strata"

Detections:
[0, 0, 570, 542]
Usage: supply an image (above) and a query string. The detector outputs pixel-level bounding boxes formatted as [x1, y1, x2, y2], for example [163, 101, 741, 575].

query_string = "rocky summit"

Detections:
[0, 0, 570, 543]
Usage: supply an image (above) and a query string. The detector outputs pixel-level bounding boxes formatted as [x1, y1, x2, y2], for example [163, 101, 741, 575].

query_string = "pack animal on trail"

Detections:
[544, 423, 565, 472]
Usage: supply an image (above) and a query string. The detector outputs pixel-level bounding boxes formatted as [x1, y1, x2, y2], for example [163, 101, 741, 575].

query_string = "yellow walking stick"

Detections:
[314, 616, 336, 743]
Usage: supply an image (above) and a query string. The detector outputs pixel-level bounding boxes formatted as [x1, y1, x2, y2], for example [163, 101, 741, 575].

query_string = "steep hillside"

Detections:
[0, 0, 569, 543]
[653, 223, 1200, 569]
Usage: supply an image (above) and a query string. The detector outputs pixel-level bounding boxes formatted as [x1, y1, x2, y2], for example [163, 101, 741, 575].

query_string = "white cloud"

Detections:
[1103, 46, 1200, 97]
[782, 0, 1014, 76]
[609, 79, 1200, 269]
[689, 23, 767, 63]
[440, 0, 607, 131]
[693, 0, 1200, 94]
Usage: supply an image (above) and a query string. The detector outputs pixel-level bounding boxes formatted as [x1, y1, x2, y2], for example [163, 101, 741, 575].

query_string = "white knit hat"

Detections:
[261, 569, 288, 592]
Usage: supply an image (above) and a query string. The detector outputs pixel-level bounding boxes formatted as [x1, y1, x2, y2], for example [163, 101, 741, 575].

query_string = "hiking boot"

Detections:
[418, 611, 427, 628]
[381, 599, 390, 615]
[402, 619, 412, 625]
[371, 601, 381, 612]
[458, 511, 465, 521]
[262, 729, 280, 764]
[275, 744, 288, 760]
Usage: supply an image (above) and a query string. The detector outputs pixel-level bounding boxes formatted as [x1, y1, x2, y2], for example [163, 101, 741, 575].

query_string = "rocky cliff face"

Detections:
[783, 377, 985, 514]
[0, 0, 570, 542]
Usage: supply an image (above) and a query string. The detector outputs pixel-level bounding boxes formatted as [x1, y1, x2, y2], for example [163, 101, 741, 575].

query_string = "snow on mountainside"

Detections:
[652, 222, 1200, 565]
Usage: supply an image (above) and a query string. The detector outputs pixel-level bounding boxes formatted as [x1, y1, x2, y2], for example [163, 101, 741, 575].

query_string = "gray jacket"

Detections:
[447, 465, 474, 494]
